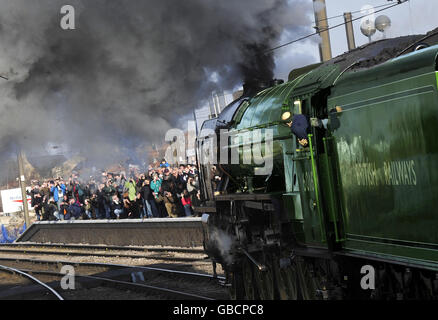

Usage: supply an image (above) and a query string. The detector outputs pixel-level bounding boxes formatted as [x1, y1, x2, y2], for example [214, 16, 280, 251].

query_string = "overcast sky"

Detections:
[274, 0, 438, 80]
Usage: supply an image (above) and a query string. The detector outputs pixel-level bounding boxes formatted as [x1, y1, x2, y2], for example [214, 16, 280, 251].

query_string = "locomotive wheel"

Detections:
[228, 272, 237, 300]
[228, 271, 245, 300]
[253, 261, 275, 300]
[242, 258, 258, 300]
[274, 260, 299, 300]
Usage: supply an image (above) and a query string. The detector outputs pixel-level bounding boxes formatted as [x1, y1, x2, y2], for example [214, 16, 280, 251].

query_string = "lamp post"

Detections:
[17, 150, 30, 228]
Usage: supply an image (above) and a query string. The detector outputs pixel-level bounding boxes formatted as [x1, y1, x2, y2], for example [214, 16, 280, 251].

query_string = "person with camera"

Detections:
[30, 184, 43, 221]
[50, 179, 66, 212]
[150, 174, 162, 199]
[112, 194, 125, 219]
[44, 197, 58, 221]
[124, 176, 138, 201]
[124, 177, 140, 219]
[40, 182, 50, 198]
[68, 178, 85, 204]
[83, 198, 93, 220]
[140, 178, 159, 218]
[156, 190, 178, 218]
[59, 195, 70, 220]
[89, 192, 100, 219]
[102, 180, 117, 219]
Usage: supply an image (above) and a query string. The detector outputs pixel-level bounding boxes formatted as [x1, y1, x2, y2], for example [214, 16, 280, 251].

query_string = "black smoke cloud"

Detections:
[0, 0, 312, 169]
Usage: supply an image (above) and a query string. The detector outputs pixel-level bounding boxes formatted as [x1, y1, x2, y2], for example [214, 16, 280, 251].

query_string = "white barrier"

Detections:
[0, 188, 33, 214]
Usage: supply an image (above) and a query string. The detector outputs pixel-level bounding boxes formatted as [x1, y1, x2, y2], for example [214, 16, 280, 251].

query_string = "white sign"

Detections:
[1, 188, 33, 214]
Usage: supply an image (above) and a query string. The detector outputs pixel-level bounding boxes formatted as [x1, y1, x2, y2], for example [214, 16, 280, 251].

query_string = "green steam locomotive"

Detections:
[196, 31, 438, 299]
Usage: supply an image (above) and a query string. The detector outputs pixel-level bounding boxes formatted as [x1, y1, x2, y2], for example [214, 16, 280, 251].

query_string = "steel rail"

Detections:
[21, 269, 217, 300]
[0, 262, 222, 300]
[0, 256, 226, 281]
[0, 264, 64, 300]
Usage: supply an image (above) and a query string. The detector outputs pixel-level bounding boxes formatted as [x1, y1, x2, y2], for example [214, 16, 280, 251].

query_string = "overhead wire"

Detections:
[314, 1, 395, 24]
[264, 0, 408, 54]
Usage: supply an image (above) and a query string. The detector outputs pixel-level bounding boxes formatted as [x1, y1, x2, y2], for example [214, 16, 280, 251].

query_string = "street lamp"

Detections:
[360, 18, 376, 43]
[375, 15, 392, 38]
[361, 14, 391, 43]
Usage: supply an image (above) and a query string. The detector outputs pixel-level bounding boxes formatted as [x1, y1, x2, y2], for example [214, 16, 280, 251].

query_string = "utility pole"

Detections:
[193, 110, 200, 137]
[344, 12, 356, 51]
[313, 0, 332, 62]
[17, 150, 30, 228]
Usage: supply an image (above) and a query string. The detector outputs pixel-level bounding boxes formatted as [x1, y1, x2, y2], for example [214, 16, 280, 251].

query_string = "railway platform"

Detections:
[16, 218, 204, 247]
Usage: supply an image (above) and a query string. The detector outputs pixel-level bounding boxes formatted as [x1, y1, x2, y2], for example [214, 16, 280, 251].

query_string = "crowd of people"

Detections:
[28, 160, 202, 221]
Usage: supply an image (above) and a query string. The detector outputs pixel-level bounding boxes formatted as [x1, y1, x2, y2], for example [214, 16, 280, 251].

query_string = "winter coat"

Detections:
[43, 202, 57, 221]
[102, 186, 117, 204]
[150, 179, 162, 196]
[67, 203, 82, 219]
[124, 181, 137, 201]
[141, 185, 155, 202]
[31, 190, 43, 209]
[50, 184, 66, 202]
[157, 194, 178, 218]
[181, 196, 192, 207]
[60, 202, 69, 217]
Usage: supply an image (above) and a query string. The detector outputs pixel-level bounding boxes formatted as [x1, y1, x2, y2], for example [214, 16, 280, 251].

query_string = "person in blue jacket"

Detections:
[159, 159, 170, 168]
[50, 179, 66, 211]
[287, 114, 310, 147]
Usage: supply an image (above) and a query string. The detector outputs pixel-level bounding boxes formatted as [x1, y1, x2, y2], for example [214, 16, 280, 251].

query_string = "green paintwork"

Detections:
[224, 43, 438, 269]
[294, 149, 325, 244]
[320, 137, 345, 242]
[328, 45, 438, 267]
[234, 80, 300, 131]
[288, 63, 322, 82]
[308, 134, 326, 242]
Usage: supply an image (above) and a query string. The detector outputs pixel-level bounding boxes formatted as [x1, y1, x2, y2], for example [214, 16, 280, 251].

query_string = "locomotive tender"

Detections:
[196, 31, 438, 299]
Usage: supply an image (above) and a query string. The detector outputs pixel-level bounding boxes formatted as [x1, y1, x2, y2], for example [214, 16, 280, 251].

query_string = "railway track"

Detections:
[0, 243, 208, 262]
[0, 264, 64, 300]
[0, 257, 228, 300]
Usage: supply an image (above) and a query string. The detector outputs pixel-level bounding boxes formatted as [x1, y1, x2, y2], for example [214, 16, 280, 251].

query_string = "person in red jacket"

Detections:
[181, 190, 192, 217]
